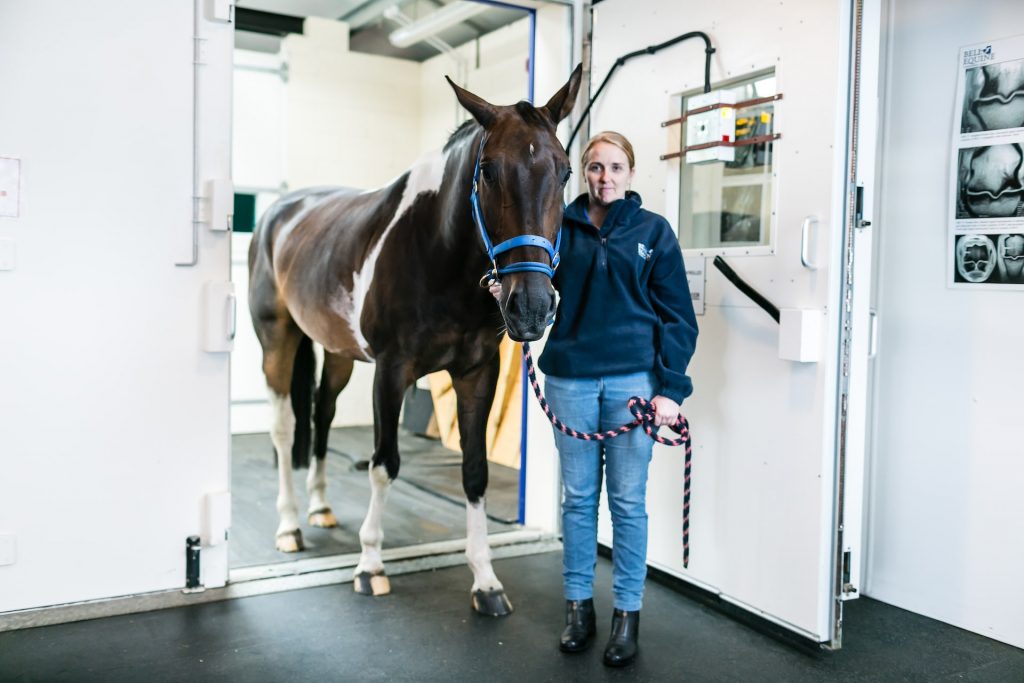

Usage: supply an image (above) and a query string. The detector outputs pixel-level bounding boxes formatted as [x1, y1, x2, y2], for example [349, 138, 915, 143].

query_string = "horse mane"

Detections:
[444, 119, 478, 152]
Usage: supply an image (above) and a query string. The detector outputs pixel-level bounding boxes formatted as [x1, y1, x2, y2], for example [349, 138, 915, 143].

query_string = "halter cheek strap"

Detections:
[470, 134, 563, 283]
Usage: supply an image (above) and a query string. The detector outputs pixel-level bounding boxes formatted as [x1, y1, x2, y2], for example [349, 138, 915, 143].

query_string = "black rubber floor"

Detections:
[231, 427, 520, 567]
[2, 551, 1021, 682]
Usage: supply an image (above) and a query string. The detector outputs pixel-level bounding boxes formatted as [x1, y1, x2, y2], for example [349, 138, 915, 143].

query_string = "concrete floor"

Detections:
[1, 550, 1021, 682]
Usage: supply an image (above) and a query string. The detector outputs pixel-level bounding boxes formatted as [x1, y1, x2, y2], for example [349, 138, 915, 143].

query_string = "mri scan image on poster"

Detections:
[949, 35, 1024, 289]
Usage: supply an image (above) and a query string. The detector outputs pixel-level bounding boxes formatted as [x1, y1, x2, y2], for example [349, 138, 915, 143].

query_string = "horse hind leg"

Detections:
[260, 324, 312, 553]
[353, 354, 413, 597]
[452, 357, 513, 617]
[306, 351, 355, 528]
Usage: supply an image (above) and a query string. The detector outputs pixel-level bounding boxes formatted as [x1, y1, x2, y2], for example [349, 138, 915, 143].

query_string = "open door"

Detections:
[0, 0, 234, 618]
[584, 0, 877, 646]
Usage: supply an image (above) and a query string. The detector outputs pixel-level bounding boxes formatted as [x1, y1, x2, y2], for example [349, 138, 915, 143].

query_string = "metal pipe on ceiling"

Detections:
[341, 0, 405, 30]
[387, 1, 489, 48]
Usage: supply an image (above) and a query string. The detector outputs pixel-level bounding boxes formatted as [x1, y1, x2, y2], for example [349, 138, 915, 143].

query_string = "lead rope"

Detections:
[521, 341, 694, 568]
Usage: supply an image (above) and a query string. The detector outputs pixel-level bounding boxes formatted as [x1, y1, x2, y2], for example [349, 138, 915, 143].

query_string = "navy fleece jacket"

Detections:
[538, 191, 699, 403]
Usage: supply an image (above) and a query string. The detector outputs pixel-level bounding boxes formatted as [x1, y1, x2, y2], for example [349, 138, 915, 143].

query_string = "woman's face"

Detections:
[584, 142, 634, 207]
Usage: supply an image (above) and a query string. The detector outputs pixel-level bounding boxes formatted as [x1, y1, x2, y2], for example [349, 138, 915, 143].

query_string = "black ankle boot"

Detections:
[559, 598, 596, 653]
[603, 609, 639, 667]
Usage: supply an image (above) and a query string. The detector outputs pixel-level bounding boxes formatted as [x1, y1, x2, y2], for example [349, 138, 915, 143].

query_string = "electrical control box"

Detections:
[685, 90, 736, 164]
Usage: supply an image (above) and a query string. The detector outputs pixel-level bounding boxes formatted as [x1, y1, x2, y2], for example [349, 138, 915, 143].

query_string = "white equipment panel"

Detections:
[589, 0, 874, 646]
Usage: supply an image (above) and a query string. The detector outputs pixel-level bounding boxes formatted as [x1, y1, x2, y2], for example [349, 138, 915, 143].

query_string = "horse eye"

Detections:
[560, 168, 572, 185]
[480, 164, 496, 184]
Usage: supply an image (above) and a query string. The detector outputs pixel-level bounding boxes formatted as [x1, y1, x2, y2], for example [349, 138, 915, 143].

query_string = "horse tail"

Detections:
[290, 335, 315, 469]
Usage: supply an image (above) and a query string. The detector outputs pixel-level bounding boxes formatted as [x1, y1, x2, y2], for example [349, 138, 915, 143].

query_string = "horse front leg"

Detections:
[452, 355, 512, 616]
[353, 354, 413, 597]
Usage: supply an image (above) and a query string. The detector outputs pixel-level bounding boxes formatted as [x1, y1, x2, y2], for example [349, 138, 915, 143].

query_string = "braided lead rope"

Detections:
[521, 341, 694, 568]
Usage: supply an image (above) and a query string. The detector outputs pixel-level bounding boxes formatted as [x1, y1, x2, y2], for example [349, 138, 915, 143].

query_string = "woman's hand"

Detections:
[649, 395, 680, 427]
[488, 281, 502, 302]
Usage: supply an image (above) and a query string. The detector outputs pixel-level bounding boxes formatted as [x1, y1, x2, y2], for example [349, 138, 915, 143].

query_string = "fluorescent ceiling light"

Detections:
[386, 1, 489, 48]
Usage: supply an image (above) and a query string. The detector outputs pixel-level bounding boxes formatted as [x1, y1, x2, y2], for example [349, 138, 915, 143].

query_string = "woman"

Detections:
[514, 131, 698, 667]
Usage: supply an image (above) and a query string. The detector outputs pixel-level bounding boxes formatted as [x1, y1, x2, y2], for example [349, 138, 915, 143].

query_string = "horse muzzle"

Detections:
[501, 277, 556, 342]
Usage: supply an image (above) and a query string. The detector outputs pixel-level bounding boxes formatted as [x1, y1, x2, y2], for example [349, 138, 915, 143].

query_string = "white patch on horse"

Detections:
[267, 388, 300, 545]
[356, 464, 393, 575]
[332, 149, 448, 358]
[272, 192, 337, 261]
[466, 498, 504, 593]
[529, 142, 535, 157]
[306, 454, 329, 516]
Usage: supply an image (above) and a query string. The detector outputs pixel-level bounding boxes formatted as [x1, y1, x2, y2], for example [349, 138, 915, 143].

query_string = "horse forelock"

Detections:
[513, 100, 556, 132]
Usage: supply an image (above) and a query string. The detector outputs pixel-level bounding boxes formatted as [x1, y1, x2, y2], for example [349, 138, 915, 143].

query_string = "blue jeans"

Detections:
[544, 372, 656, 612]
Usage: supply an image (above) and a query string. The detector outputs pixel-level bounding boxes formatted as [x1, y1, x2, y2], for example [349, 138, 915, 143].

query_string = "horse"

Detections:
[247, 65, 583, 616]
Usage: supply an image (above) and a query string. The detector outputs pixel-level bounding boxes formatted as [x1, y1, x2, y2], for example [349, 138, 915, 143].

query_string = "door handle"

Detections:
[800, 216, 819, 270]
[227, 292, 237, 342]
[868, 309, 878, 358]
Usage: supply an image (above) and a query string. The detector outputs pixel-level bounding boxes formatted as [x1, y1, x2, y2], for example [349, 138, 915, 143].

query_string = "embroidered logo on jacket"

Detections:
[637, 242, 653, 261]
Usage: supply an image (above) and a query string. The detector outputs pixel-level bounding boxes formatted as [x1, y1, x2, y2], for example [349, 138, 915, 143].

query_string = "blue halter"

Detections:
[469, 135, 562, 284]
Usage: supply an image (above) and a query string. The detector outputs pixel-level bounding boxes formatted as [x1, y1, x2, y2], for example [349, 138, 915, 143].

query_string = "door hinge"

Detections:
[854, 185, 871, 229]
[842, 549, 858, 595]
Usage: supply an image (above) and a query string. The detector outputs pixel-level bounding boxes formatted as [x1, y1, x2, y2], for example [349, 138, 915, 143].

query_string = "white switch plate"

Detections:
[206, 0, 233, 22]
[0, 534, 16, 566]
[779, 308, 823, 363]
[0, 239, 15, 271]
[0, 157, 21, 218]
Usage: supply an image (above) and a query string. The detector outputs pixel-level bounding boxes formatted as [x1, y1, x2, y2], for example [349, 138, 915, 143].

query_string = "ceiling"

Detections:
[235, 0, 530, 62]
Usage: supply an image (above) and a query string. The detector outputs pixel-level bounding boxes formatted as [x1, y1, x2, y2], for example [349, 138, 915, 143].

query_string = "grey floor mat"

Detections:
[231, 426, 520, 568]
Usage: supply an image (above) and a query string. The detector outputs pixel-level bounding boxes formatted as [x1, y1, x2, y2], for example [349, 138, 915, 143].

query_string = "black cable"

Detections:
[567, 31, 715, 150]
[712, 256, 780, 324]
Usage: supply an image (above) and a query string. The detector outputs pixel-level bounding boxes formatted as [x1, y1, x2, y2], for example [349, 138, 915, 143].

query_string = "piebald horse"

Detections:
[248, 66, 582, 615]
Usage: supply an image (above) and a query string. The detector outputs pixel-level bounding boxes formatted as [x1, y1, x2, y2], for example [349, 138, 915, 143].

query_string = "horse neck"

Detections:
[432, 127, 490, 283]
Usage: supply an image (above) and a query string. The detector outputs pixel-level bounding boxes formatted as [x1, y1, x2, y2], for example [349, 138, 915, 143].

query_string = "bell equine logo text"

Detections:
[963, 45, 993, 66]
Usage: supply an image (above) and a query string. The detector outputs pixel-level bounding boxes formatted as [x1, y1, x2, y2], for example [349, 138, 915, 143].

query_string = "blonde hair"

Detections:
[581, 131, 636, 170]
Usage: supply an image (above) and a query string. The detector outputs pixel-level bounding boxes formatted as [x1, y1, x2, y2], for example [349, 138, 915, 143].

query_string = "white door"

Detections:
[0, 0, 234, 612]
[584, 0, 877, 646]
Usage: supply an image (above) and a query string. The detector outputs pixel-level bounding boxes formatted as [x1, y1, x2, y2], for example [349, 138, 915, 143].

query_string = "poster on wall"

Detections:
[949, 35, 1024, 289]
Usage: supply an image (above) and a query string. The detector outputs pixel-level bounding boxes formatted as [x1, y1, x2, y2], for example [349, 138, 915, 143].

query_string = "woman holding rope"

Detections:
[491, 131, 698, 667]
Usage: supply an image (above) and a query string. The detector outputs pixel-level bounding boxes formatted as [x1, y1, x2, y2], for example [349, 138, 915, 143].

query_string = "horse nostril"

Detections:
[506, 289, 520, 314]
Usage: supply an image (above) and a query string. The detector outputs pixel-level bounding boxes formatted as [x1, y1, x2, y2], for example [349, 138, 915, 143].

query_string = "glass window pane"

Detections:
[678, 72, 776, 251]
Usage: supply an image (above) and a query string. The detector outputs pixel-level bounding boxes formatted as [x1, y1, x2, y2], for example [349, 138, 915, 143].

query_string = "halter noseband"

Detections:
[469, 134, 562, 284]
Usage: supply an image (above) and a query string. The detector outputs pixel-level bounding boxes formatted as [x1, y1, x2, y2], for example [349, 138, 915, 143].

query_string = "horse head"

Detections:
[446, 65, 583, 342]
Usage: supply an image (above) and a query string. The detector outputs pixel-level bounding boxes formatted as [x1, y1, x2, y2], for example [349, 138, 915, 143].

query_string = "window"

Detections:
[676, 72, 777, 253]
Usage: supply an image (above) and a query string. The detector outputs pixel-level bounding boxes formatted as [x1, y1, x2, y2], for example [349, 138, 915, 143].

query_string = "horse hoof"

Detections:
[472, 589, 513, 617]
[307, 509, 338, 528]
[354, 571, 391, 596]
[275, 529, 304, 553]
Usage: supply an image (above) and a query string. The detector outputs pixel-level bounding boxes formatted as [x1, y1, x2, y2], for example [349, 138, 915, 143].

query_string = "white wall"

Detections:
[0, 0, 233, 611]
[419, 17, 532, 153]
[867, 0, 1024, 649]
[285, 18, 424, 190]
[233, 50, 287, 193]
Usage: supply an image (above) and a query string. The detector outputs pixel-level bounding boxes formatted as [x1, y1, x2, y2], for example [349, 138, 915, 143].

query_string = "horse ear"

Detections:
[446, 76, 497, 129]
[540, 63, 583, 125]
